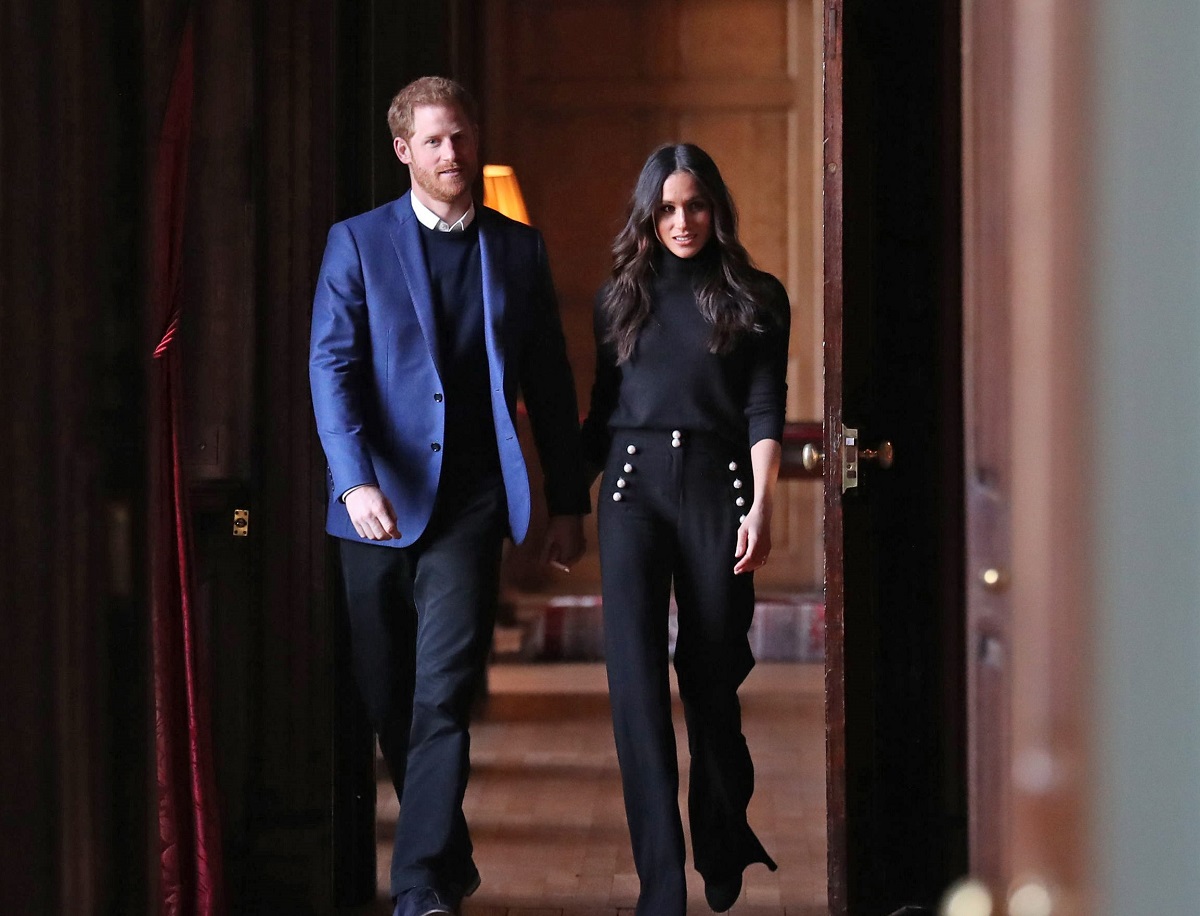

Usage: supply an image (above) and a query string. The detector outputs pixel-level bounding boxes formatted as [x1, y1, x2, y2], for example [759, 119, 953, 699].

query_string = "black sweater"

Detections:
[419, 220, 500, 478]
[580, 248, 790, 466]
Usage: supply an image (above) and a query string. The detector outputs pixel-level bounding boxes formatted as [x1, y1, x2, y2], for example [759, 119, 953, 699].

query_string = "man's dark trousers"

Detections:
[338, 471, 507, 899]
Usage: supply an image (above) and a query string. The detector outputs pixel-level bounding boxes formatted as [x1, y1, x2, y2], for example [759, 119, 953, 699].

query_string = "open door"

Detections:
[822, 1, 968, 912]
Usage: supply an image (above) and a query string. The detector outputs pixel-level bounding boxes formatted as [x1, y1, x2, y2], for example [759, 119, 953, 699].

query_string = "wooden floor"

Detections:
[359, 662, 827, 916]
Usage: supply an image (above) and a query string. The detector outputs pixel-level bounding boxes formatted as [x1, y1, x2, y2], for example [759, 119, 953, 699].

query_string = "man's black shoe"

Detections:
[393, 886, 453, 916]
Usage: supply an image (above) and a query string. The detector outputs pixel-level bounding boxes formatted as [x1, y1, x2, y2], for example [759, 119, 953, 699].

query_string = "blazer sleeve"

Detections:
[517, 235, 591, 516]
[579, 286, 619, 470]
[309, 221, 379, 498]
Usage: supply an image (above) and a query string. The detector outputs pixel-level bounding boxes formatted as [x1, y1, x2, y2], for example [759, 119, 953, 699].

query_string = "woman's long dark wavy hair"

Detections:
[602, 143, 780, 362]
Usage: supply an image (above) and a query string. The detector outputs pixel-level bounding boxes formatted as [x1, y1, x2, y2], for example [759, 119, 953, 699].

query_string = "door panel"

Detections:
[824, 1, 967, 912]
[961, 0, 1091, 910]
[961, 0, 1014, 891]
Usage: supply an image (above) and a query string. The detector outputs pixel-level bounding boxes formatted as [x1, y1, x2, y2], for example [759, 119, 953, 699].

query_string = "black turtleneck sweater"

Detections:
[580, 247, 790, 466]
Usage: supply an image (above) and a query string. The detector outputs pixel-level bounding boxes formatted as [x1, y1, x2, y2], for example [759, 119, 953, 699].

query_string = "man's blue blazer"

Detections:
[309, 192, 588, 548]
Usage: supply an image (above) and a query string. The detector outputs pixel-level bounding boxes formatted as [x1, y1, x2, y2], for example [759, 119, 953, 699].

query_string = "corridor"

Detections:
[364, 663, 828, 916]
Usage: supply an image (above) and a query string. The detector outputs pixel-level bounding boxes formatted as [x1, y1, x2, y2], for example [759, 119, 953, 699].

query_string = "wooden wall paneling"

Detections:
[175, 0, 349, 907]
[184, 0, 256, 483]
[677, 0, 792, 78]
[181, 4, 261, 904]
[1, 0, 149, 913]
[174, 0, 262, 908]
[677, 112, 791, 271]
[247, 0, 343, 907]
[517, 2, 643, 83]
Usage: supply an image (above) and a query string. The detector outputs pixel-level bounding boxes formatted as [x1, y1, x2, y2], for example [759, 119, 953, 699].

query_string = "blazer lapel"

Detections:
[388, 193, 444, 380]
[478, 210, 507, 368]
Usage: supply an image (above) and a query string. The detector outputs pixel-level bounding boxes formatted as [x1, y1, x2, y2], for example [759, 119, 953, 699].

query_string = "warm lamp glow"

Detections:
[482, 164, 531, 225]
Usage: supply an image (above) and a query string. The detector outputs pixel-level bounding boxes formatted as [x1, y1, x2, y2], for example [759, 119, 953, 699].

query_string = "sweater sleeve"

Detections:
[743, 276, 791, 445]
[579, 287, 620, 468]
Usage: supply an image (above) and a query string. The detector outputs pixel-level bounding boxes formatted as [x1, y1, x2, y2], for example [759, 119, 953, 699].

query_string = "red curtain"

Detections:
[150, 17, 225, 916]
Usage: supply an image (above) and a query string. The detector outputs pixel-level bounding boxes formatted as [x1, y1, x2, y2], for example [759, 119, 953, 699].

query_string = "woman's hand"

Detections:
[733, 502, 772, 574]
[734, 438, 782, 574]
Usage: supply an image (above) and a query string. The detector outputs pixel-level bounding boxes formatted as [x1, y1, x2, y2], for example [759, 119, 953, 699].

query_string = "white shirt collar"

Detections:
[410, 193, 475, 232]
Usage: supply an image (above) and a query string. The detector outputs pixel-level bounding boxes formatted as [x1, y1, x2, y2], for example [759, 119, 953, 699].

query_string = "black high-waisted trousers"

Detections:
[598, 428, 776, 916]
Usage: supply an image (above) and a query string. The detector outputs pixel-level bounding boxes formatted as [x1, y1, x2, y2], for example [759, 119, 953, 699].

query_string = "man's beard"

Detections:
[411, 160, 474, 204]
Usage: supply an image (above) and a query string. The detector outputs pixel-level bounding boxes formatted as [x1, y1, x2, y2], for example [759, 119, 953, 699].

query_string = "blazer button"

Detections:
[433, 393, 443, 402]
[431, 442, 442, 452]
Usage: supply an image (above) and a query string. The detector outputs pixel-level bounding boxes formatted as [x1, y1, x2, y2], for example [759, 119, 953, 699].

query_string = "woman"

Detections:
[581, 143, 789, 915]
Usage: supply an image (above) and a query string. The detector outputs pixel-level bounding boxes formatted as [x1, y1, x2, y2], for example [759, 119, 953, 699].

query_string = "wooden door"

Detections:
[958, 0, 1090, 912]
[823, 0, 968, 913]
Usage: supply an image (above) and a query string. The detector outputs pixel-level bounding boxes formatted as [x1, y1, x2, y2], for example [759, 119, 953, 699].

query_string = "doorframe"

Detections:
[820, 0, 850, 911]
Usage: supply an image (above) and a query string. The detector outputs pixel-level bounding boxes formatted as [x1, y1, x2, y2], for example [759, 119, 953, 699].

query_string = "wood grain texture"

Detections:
[819, 4, 848, 912]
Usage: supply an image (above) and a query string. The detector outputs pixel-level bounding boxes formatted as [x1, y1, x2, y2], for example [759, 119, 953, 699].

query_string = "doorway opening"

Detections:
[365, 2, 830, 914]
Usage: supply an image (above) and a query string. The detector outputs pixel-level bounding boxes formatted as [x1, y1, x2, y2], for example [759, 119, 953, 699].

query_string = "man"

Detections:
[309, 76, 588, 916]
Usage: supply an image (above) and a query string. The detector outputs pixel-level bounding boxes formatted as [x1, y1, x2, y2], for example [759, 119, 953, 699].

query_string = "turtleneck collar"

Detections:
[654, 241, 718, 284]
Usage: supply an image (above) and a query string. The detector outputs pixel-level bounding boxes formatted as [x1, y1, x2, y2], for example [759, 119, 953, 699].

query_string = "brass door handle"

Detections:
[843, 427, 894, 491]
[802, 443, 824, 474]
[860, 440, 894, 468]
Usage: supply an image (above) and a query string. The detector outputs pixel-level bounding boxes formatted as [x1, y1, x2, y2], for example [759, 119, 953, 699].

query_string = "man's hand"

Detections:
[541, 515, 586, 572]
[345, 485, 401, 541]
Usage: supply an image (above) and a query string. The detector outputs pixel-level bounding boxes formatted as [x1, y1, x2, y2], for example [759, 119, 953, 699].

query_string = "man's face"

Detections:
[393, 103, 479, 210]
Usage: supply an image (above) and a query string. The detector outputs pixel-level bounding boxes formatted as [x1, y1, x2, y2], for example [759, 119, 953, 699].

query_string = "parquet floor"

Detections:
[359, 662, 827, 916]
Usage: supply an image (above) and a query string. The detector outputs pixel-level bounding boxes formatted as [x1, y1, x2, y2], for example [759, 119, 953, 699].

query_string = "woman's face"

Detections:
[654, 170, 713, 259]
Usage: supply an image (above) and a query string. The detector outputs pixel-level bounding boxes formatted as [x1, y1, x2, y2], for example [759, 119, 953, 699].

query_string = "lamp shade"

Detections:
[482, 164, 531, 225]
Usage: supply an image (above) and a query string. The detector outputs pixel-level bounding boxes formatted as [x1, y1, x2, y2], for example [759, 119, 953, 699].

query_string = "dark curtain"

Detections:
[149, 17, 226, 915]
